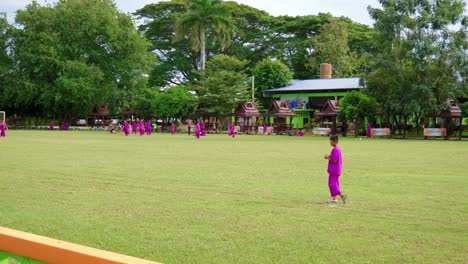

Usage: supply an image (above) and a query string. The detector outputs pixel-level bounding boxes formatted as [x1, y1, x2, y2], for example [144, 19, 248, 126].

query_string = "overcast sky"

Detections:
[1, 0, 383, 26]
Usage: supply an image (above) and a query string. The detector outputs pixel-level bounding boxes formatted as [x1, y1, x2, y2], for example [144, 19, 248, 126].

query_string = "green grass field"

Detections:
[0, 131, 466, 264]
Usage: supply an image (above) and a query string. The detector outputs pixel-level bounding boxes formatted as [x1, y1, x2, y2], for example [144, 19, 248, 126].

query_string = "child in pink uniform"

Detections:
[200, 120, 206, 136]
[139, 120, 145, 136]
[123, 121, 130, 136]
[132, 122, 137, 134]
[0, 119, 7, 138]
[171, 122, 175, 135]
[195, 122, 201, 139]
[229, 124, 236, 138]
[146, 121, 152, 136]
[324, 135, 347, 204]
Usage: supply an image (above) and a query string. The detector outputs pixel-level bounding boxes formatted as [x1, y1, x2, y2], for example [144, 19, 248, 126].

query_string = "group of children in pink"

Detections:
[121, 119, 177, 137]
[122, 120, 155, 136]
[190, 120, 236, 139]
[194, 120, 209, 139]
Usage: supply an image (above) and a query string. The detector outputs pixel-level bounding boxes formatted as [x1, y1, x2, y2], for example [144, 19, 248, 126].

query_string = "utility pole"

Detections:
[251, 76, 255, 102]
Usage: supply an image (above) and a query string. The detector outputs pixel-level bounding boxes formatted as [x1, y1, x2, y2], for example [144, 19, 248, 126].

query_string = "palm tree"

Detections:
[174, 0, 231, 74]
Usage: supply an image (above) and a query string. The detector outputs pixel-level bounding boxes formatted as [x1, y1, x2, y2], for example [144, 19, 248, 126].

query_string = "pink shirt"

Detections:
[327, 146, 342, 176]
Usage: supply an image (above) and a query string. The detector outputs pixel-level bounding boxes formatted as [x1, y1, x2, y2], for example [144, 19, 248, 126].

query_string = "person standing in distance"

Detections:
[324, 135, 347, 204]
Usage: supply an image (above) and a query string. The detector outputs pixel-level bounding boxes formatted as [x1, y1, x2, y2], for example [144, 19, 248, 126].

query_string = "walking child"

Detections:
[171, 122, 175, 135]
[49, 122, 54, 131]
[123, 120, 130, 136]
[195, 121, 201, 139]
[229, 123, 236, 138]
[139, 120, 145, 136]
[200, 120, 206, 136]
[324, 135, 347, 204]
[132, 122, 137, 134]
[146, 121, 152, 136]
[0, 119, 6, 138]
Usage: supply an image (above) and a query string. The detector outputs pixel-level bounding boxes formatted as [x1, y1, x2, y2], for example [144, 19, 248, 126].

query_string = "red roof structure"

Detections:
[440, 100, 462, 118]
[235, 102, 260, 118]
[316, 100, 339, 117]
[268, 100, 298, 117]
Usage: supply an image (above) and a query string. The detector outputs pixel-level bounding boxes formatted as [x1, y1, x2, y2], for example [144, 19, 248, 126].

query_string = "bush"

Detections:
[460, 102, 468, 118]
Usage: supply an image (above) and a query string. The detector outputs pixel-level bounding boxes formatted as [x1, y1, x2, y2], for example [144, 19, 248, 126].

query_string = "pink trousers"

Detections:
[328, 174, 342, 197]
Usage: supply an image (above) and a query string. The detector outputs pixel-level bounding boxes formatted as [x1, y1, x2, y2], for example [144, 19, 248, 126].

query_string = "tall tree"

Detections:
[152, 86, 198, 119]
[223, 2, 273, 69]
[7, 0, 153, 118]
[308, 18, 357, 78]
[194, 54, 249, 116]
[252, 59, 293, 109]
[266, 14, 334, 79]
[338, 91, 379, 135]
[366, 0, 467, 121]
[0, 13, 13, 111]
[136, 1, 274, 86]
[133, 85, 197, 119]
[135, 1, 194, 87]
[174, 0, 232, 74]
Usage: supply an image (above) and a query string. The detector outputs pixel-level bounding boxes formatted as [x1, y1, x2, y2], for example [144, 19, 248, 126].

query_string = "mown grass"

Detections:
[0, 131, 466, 263]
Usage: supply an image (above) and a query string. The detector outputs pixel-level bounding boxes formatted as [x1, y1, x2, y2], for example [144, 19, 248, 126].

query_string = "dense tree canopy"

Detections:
[136, 1, 376, 86]
[0, 14, 12, 101]
[366, 0, 467, 120]
[338, 91, 379, 124]
[308, 19, 357, 78]
[152, 86, 197, 119]
[0, 0, 153, 118]
[252, 59, 293, 108]
[174, 0, 232, 74]
[194, 54, 249, 116]
[0, 0, 465, 122]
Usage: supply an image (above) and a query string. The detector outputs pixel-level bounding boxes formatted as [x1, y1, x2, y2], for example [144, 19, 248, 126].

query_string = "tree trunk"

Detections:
[403, 115, 407, 139]
[200, 29, 206, 75]
[459, 117, 463, 140]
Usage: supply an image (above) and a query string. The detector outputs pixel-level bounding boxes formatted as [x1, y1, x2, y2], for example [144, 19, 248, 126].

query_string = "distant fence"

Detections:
[312, 127, 331, 135]
[424, 128, 447, 137]
[371, 128, 391, 137]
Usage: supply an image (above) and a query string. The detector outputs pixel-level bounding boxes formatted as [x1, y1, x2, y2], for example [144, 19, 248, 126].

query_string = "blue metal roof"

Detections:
[263, 78, 362, 93]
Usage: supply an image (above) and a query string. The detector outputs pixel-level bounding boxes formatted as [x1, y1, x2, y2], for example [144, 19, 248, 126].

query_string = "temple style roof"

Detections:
[267, 100, 298, 117]
[235, 102, 260, 117]
[316, 100, 339, 117]
[427, 100, 463, 118]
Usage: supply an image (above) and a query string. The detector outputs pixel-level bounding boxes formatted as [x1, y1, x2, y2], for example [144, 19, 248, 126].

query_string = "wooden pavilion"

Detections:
[316, 99, 340, 135]
[235, 102, 260, 134]
[89, 105, 111, 127]
[426, 100, 463, 140]
[267, 100, 297, 134]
